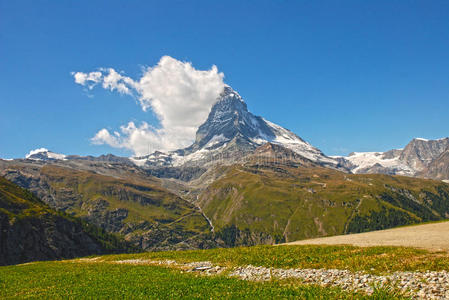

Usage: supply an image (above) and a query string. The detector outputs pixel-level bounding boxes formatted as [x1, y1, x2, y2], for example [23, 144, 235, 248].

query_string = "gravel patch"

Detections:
[230, 265, 449, 299]
[114, 259, 226, 275]
[113, 259, 449, 299]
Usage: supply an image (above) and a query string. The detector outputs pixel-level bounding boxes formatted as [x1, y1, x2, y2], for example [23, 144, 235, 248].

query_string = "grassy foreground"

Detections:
[3, 244, 448, 299]
[102, 244, 449, 274]
[0, 261, 402, 299]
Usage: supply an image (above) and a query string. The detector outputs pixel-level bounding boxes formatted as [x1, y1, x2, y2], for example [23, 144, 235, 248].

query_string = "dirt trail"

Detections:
[284, 221, 449, 251]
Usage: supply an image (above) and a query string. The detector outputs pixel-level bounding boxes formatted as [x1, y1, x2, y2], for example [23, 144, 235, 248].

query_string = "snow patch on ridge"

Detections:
[205, 134, 229, 148]
[342, 152, 414, 175]
[130, 151, 173, 167]
[26, 148, 50, 158]
[263, 119, 335, 164]
[171, 142, 229, 167]
[26, 148, 67, 161]
[129, 157, 147, 167]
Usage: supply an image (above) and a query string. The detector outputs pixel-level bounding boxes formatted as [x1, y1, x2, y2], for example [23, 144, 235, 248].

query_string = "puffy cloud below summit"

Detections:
[73, 56, 225, 156]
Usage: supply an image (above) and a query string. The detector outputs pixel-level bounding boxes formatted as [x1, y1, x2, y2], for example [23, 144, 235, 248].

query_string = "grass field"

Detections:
[102, 244, 449, 274]
[285, 220, 449, 251]
[3, 244, 449, 299]
[0, 260, 403, 299]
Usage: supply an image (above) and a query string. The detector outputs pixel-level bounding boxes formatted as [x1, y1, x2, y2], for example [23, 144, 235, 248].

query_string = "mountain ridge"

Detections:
[15, 86, 448, 181]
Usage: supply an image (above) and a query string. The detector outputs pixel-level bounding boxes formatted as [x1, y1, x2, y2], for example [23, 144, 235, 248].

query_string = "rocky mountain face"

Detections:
[420, 149, 449, 180]
[400, 138, 449, 171]
[338, 138, 449, 180]
[0, 176, 131, 266]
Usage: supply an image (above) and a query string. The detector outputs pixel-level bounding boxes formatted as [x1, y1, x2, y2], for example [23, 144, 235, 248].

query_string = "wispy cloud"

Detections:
[73, 56, 225, 156]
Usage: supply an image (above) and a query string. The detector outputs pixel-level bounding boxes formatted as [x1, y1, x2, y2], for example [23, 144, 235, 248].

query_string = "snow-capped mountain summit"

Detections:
[189, 86, 272, 152]
[134, 86, 337, 168]
[25, 148, 66, 161]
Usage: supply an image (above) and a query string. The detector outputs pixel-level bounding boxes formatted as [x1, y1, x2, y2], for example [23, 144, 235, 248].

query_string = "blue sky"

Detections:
[1, 0, 448, 158]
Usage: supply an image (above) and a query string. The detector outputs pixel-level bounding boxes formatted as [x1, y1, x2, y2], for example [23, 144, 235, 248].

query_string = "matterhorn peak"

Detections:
[221, 85, 244, 102]
[136, 85, 338, 169]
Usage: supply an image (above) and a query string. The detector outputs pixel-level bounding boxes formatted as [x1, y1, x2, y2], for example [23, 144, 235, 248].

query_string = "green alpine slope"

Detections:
[199, 157, 449, 246]
[0, 176, 132, 265]
[1, 164, 213, 251]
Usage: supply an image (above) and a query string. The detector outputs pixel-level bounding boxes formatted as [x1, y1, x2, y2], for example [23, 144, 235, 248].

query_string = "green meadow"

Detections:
[1, 261, 402, 299]
[4, 244, 449, 299]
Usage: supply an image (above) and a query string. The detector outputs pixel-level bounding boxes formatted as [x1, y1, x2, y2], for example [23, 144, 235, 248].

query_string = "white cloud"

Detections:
[72, 71, 102, 89]
[91, 121, 195, 156]
[100, 68, 136, 95]
[74, 56, 225, 156]
[91, 129, 121, 148]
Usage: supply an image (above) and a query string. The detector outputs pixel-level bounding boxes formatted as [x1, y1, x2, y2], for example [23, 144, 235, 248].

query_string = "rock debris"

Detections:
[113, 259, 449, 299]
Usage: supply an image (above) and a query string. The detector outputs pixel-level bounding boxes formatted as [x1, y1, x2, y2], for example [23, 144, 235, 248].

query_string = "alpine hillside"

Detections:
[0, 160, 214, 252]
[0, 176, 132, 265]
[197, 144, 449, 246]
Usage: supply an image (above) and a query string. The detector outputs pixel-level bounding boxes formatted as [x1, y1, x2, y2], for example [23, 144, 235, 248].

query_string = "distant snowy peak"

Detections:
[134, 85, 338, 168]
[338, 137, 449, 176]
[25, 148, 66, 161]
[340, 151, 414, 176]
